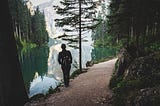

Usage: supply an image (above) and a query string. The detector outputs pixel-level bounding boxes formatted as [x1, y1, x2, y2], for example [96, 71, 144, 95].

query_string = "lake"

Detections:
[18, 39, 116, 98]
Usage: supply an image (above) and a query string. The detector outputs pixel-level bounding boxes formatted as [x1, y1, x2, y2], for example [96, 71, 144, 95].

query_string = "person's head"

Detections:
[61, 44, 66, 50]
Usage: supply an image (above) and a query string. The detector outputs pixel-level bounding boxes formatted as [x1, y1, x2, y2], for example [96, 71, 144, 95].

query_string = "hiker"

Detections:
[58, 44, 72, 87]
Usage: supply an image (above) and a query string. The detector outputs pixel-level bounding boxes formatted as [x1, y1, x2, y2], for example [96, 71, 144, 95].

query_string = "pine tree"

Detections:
[107, 0, 160, 56]
[54, 0, 99, 71]
[31, 7, 49, 45]
[8, 0, 49, 47]
[92, 1, 109, 47]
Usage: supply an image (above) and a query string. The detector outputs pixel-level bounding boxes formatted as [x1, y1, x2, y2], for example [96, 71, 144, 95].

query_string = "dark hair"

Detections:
[61, 44, 66, 49]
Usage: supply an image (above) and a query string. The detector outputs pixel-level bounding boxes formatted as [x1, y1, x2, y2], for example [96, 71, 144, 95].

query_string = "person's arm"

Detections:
[58, 52, 62, 64]
[69, 51, 72, 64]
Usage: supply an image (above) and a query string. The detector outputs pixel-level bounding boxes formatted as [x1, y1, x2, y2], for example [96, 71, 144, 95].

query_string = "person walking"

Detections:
[58, 44, 72, 87]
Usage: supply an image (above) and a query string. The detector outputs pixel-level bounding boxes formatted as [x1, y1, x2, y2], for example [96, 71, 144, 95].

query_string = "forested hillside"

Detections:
[94, 0, 160, 52]
[107, 0, 160, 55]
[107, 0, 160, 105]
[8, 0, 49, 48]
[3, 0, 160, 105]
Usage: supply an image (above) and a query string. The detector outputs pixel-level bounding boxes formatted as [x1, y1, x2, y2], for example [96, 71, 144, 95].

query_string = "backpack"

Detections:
[61, 51, 71, 66]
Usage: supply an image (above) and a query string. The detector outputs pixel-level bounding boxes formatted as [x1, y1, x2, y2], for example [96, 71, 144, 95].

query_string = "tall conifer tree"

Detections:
[54, 0, 99, 71]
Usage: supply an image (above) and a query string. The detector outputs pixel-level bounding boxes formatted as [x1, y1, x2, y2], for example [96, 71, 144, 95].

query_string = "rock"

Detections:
[86, 61, 93, 67]
[125, 53, 160, 80]
[116, 48, 132, 76]
[111, 52, 160, 106]
[133, 87, 160, 106]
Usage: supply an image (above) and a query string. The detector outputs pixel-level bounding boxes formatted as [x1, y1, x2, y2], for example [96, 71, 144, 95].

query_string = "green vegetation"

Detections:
[8, 0, 49, 49]
[31, 8, 49, 45]
[54, 0, 100, 71]
[93, 0, 160, 54]
[104, 0, 160, 105]
[107, 0, 160, 55]
[20, 46, 49, 91]
[91, 46, 117, 64]
[110, 63, 160, 105]
[54, 0, 99, 41]
[0, 1, 29, 105]
[92, 1, 111, 47]
[16, 39, 37, 51]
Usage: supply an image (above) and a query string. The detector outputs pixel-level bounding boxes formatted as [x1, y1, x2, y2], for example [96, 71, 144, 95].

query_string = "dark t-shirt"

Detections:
[58, 50, 72, 66]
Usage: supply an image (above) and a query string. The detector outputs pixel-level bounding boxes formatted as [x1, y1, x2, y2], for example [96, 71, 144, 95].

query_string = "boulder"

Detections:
[86, 61, 93, 67]
[132, 87, 160, 106]
[125, 53, 160, 80]
[116, 48, 132, 76]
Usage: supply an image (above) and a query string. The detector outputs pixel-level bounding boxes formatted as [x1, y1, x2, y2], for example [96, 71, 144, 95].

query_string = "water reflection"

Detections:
[47, 43, 92, 79]
[19, 41, 93, 97]
[19, 46, 60, 97]
[29, 75, 59, 97]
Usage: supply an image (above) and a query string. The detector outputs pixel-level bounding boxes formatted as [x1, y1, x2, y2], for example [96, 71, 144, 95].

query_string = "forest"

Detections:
[1, 0, 160, 106]
[0, 0, 49, 105]
[8, 0, 49, 48]
[106, 0, 160, 105]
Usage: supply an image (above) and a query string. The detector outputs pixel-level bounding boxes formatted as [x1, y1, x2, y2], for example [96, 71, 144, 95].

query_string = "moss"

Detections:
[152, 95, 160, 105]
[109, 59, 123, 89]
[110, 72, 160, 105]
[109, 48, 160, 105]
[109, 75, 123, 89]
[112, 94, 126, 106]
[113, 79, 142, 94]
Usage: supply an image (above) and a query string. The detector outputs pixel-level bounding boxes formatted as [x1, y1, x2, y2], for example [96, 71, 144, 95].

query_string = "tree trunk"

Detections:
[18, 24, 22, 41]
[0, 1, 28, 106]
[15, 22, 19, 38]
[135, 33, 139, 57]
[79, 0, 82, 72]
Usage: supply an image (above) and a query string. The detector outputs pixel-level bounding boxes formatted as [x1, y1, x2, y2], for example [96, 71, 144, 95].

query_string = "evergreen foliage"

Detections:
[107, 0, 160, 105]
[54, 0, 100, 71]
[93, 0, 160, 54]
[8, 0, 49, 47]
[107, 0, 160, 56]
[31, 8, 49, 45]
[54, 0, 99, 42]
[92, 1, 111, 47]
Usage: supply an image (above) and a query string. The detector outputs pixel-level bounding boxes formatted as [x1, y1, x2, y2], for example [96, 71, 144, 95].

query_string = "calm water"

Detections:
[91, 47, 117, 62]
[19, 40, 116, 97]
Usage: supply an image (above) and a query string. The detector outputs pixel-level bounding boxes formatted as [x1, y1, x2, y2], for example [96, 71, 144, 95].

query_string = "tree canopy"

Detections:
[54, 0, 99, 42]
[8, 0, 49, 47]
[93, 0, 160, 57]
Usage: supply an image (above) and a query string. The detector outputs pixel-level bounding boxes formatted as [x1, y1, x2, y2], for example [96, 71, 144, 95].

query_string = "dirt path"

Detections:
[26, 58, 117, 106]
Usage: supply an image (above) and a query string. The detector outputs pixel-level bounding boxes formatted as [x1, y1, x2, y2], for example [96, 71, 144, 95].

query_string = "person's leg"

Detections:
[66, 65, 71, 87]
[62, 66, 67, 87]
[65, 70, 69, 87]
